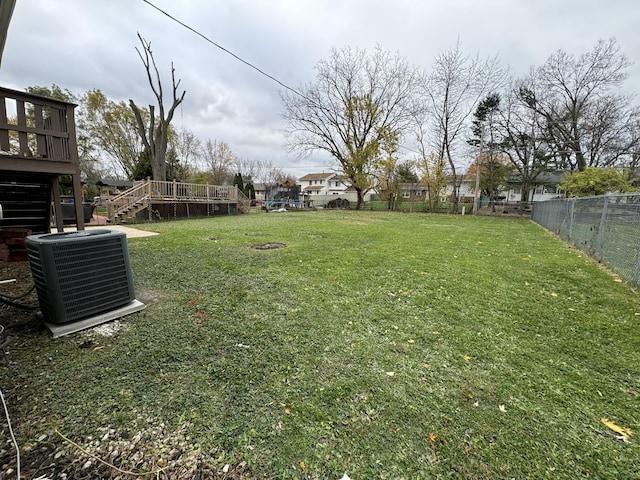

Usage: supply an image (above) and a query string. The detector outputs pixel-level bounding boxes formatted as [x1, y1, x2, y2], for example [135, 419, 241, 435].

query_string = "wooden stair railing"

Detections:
[106, 181, 149, 223]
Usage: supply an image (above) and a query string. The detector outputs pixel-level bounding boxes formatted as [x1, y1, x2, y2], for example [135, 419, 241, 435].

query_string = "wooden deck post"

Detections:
[51, 177, 64, 232]
[72, 173, 85, 231]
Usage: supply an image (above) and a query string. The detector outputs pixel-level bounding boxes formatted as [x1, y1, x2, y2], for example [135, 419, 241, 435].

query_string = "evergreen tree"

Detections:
[233, 173, 244, 192]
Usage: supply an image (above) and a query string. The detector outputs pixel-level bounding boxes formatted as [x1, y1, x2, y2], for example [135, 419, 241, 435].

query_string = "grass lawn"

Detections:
[2, 210, 640, 479]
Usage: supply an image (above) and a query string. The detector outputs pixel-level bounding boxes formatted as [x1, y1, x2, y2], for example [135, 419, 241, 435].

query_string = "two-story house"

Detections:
[299, 172, 349, 195]
[299, 172, 366, 207]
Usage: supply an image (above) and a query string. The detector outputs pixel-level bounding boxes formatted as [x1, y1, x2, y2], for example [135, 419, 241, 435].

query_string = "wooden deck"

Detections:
[0, 86, 84, 232]
[106, 179, 250, 223]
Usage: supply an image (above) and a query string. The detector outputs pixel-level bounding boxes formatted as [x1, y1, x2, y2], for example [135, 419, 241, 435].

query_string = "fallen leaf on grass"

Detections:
[299, 461, 306, 469]
[550, 292, 558, 297]
[602, 418, 633, 442]
[463, 355, 471, 362]
[188, 296, 200, 306]
[499, 404, 507, 412]
[385, 371, 395, 377]
[428, 432, 438, 463]
[285, 407, 292, 415]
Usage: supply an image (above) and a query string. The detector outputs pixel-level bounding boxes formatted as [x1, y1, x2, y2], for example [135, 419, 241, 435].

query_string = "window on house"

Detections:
[402, 190, 410, 198]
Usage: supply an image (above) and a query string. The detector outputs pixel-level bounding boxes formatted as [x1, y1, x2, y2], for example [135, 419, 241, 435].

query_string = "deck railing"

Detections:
[0, 86, 84, 231]
[0, 87, 79, 172]
[107, 179, 250, 221]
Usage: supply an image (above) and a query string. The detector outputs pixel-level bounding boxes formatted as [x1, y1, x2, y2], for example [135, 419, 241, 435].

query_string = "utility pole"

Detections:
[473, 123, 484, 216]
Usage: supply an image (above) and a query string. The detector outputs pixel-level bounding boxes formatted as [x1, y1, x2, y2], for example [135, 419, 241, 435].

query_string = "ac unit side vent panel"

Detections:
[26, 230, 136, 324]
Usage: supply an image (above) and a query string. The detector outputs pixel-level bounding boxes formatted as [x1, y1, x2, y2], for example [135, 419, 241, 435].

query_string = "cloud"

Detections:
[2, 0, 638, 178]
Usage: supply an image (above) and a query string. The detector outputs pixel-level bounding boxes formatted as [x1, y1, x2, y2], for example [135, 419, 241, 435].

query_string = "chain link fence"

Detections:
[532, 194, 640, 286]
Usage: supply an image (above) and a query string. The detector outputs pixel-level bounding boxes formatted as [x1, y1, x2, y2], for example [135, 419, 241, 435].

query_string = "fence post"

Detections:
[594, 195, 609, 258]
[633, 252, 640, 286]
[568, 198, 575, 243]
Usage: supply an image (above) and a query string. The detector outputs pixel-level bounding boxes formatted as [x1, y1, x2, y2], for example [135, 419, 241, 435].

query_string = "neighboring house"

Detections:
[398, 183, 428, 201]
[298, 172, 373, 207]
[274, 178, 300, 203]
[254, 181, 299, 203]
[443, 174, 477, 203]
[385, 177, 475, 204]
[503, 171, 565, 204]
[299, 172, 350, 196]
[442, 172, 565, 205]
[253, 183, 268, 201]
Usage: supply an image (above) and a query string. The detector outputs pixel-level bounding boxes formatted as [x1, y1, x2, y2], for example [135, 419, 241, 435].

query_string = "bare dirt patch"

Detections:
[251, 243, 287, 250]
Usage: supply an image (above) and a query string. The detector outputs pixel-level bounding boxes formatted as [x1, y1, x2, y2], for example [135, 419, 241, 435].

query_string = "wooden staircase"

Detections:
[112, 196, 150, 223]
[107, 182, 150, 223]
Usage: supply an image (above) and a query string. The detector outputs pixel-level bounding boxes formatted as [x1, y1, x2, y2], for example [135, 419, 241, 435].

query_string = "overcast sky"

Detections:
[2, 0, 639, 178]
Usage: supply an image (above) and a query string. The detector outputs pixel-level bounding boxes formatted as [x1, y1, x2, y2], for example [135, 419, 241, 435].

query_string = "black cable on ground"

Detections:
[0, 294, 38, 311]
[0, 283, 38, 310]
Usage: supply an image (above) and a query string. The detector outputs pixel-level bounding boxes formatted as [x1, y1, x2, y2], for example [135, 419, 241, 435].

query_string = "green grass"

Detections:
[3, 210, 640, 478]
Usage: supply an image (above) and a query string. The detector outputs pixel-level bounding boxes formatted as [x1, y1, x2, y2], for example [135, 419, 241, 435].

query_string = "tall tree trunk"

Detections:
[355, 187, 364, 210]
[129, 33, 185, 181]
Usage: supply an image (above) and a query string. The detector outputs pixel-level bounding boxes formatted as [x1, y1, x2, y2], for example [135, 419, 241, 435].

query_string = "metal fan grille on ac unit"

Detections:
[26, 230, 136, 324]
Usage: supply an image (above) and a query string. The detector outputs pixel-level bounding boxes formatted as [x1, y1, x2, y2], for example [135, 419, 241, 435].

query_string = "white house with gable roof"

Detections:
[298, 172, 373, 207]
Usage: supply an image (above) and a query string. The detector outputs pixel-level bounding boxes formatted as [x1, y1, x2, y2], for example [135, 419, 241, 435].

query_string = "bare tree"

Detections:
[282, 46, 419, 209]
[413, 108, 446, 211]
[524, 38, 636, 171]
[490, 81, 553, 203]
[202, 139, 235, 185]
[421, 40, 505, 210]
[129, 33, 186, 181]
[169, 127, 202, 179]
[371, 131, 401, 209]
[234, 157, 264, 181]
[254, 159, 285, 187]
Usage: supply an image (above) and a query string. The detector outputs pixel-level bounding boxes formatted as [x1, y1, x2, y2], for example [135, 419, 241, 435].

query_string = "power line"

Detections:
[140, 0, 306, 99]
[141, 1, 422, 168]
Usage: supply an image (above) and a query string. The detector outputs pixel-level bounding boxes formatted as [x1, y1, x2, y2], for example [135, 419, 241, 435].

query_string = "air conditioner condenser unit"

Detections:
[26, 229, 141, 326]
